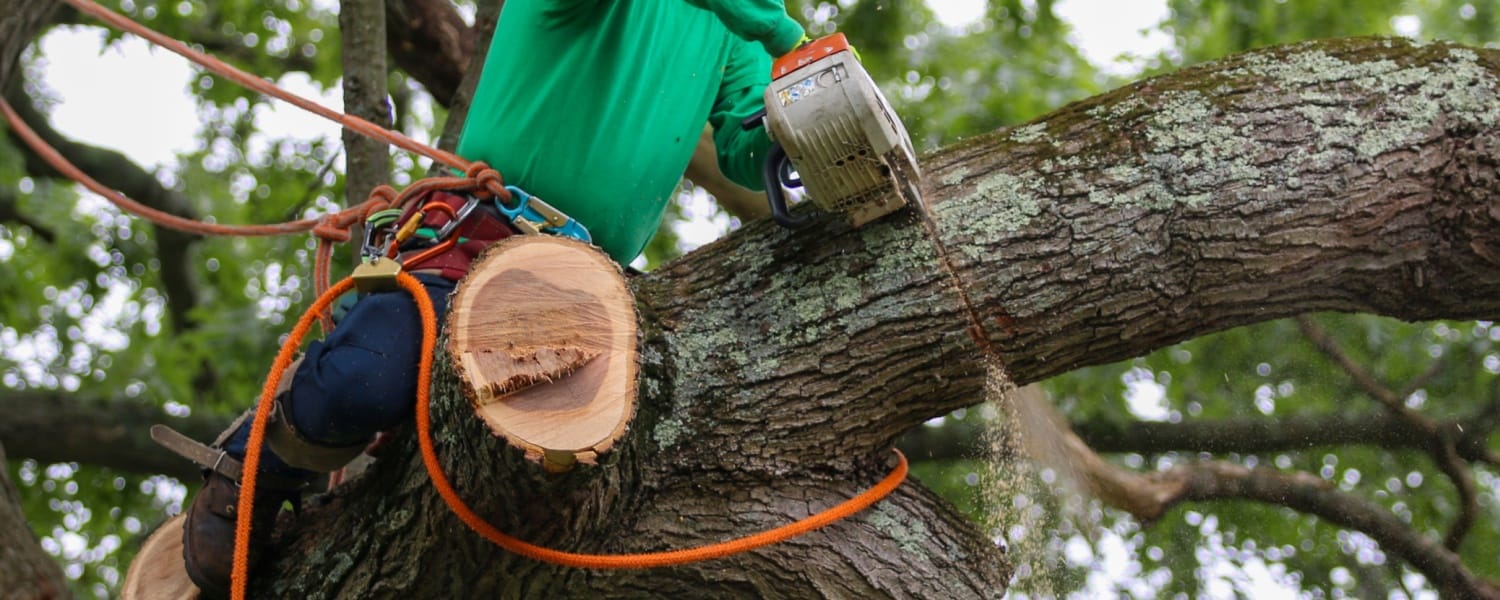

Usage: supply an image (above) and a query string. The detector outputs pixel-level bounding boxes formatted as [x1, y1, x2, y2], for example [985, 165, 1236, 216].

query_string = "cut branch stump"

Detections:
[446, 235, 638, 471]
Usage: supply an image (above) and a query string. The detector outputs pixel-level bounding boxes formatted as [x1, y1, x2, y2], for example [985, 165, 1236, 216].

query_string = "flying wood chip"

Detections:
[445, 235, 638, 470]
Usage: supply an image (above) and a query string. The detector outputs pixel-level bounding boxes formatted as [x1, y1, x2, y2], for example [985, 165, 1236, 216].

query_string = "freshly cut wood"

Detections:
[120, 514, 198, 600]
[446, 235, 638, 469]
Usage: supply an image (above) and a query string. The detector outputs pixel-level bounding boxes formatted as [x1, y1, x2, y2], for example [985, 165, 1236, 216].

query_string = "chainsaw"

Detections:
[743, 33, 922, 229]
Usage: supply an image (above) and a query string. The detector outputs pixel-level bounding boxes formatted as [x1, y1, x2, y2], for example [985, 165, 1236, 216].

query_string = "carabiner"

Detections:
[361, 208, 405, 260]
[433, 194, 482, 241]
[497, 185, 593, 243]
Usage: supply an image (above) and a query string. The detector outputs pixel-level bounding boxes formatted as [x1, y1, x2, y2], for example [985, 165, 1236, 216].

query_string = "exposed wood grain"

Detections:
[120, 515, 198, 600]
[447, 236, 638, 467]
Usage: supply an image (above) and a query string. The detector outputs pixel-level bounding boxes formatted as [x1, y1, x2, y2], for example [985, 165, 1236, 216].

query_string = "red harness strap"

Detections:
[396, 191, 516, 280]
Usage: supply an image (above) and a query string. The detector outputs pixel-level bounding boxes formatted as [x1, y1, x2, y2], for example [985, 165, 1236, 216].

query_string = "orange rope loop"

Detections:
[230, 273, 907, 598]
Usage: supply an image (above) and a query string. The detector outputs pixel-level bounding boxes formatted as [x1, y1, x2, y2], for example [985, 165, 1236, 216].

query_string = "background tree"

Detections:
[0, 0, 1496, 597]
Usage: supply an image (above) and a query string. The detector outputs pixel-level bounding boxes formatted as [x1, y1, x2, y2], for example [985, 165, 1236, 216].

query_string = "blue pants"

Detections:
[224, 273, 456, 479]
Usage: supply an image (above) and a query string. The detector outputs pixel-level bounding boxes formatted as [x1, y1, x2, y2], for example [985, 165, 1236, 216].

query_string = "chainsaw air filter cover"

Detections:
[763, 33, 921, 227]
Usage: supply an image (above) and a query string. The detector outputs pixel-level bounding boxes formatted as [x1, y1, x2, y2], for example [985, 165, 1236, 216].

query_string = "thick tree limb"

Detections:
[0, 442, 71, 600]
[384, 0, 474, 107]
[0, 0, 57, 87]
[1076, 412, 1500, 464]
[238, 38, 1500, 597]
[0, 391, 219, 481]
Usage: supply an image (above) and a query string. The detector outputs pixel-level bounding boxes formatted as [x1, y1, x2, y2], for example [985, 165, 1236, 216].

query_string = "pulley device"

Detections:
[744, 33, 923, 228]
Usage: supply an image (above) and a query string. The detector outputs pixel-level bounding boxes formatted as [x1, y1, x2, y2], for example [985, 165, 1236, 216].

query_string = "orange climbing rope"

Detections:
[232, 272, 907, 598]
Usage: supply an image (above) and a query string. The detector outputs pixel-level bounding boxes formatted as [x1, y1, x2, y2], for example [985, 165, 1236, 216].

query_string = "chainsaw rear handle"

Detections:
[743, 108, 808, 229]
[764, 143, 809, 229]
[742, 108, 767, 131]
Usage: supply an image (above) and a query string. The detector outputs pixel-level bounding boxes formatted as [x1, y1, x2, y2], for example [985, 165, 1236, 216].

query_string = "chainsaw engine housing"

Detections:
[763, 33, 921, 228]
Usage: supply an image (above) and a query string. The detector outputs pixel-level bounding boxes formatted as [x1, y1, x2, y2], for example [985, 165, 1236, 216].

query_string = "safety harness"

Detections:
[364, 185, 591, 286]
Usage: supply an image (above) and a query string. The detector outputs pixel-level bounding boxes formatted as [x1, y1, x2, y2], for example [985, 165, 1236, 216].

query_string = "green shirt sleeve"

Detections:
[684, 0, 804, 56]
[709, 35, 773, 191]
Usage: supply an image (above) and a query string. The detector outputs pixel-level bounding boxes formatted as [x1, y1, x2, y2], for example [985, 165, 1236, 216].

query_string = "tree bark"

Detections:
[384, 0, 475, 107]
[223, 37, 1500, 597]
[0, 391, 220, 481]
[0, 0, 57, 87]
[341, 0, 391, 213]
[0, 442, 71, 600]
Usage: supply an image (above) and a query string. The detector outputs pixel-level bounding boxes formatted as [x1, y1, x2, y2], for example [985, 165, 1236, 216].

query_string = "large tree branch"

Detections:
[0, 391, 220, 481]
[239, 38, 1500, 597]
[384, 0, 474, 107]
[637, 38, 1500, 469]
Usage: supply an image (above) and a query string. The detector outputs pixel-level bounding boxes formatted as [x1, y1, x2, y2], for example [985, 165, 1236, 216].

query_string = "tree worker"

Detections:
[159, 1, 807, 595]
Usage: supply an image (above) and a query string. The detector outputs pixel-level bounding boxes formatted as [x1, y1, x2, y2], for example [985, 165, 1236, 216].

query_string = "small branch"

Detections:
[1399, 357, 1448, 399]
[982, 390, 1500, 598]
[1296, 316, 1430, 425]
[285, 144, 342, 221]
[1164, 462, 1500, 599]
[430, 0, 500, 157]
[0, 185, 57, 242]
[1434, 433, 1479, 550]
[1297, 316, 1489, 550]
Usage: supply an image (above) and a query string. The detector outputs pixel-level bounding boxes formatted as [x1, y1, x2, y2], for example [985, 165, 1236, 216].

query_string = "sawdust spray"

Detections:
[980, 358, 1094, 598]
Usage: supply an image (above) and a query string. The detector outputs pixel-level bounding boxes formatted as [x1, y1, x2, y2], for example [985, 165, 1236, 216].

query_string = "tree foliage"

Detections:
[1, 0, 1497, 598]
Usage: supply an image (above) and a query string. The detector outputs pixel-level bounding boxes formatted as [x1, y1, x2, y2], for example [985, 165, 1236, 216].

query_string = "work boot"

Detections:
[181, 471, 300, 598]
[151, 417, 316, 599]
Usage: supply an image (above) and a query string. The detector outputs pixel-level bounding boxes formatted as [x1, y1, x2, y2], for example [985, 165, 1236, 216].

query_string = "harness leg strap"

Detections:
[153, 354, 367, 478]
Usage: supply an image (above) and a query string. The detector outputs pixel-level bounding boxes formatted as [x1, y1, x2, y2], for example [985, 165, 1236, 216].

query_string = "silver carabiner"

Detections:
[432, 195, 482, 241]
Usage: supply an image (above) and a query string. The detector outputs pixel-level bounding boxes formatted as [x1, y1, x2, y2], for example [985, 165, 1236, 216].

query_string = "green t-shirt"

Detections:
[456, 0, 804, 264]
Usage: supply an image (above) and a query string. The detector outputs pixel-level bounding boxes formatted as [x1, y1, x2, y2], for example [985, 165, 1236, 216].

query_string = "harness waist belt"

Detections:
[397, 190, 516, 280]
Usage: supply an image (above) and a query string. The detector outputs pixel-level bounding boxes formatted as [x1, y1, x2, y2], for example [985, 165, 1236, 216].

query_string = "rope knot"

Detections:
[466, 162, 512, 203]
[367, 184, 399, 210]
[312, 215, 352, 243]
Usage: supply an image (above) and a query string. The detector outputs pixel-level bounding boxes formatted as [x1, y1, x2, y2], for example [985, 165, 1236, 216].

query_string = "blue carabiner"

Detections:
[498, 185, 592, 243]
